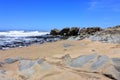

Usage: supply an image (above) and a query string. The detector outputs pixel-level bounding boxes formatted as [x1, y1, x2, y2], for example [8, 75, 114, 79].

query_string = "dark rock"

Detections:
[50, 27, 80, 36]
[69, 27, 80, 36]
[80, 27, 102, 35]
[87, 27, 102, 34]
[67, 27, 103, 40]
[59, 27, 70, 36]
[46, 38, 56, 42]
[13, 41, 26, 47]
[50, 29, 59, 35]
[0, 34, 62, 50]
[79, 27, 87, 35]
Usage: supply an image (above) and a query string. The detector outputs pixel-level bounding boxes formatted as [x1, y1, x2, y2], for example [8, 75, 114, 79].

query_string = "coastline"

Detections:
[1, 26, 120, 80]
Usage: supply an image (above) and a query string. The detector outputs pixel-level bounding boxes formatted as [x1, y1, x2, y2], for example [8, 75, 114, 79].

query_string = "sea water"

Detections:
[0, 31, 60, 50]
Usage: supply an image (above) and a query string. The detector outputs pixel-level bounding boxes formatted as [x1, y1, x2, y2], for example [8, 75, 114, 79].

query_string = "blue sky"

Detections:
[0, 0, 120, 31]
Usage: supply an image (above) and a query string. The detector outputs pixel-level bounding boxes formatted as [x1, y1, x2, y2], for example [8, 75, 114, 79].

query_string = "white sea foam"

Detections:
[0, 31, 49, 37]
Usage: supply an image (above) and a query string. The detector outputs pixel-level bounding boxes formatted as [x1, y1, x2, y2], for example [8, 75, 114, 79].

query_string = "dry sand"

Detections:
[0, 39, 120, 80]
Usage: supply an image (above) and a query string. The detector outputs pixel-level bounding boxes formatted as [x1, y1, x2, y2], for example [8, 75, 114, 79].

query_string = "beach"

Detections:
[0, 39, 120, 80]
[1, 0, 120, 79]
[0, 39, 120, 60]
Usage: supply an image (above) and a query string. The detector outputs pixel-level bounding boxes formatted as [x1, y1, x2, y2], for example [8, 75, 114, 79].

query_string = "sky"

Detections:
[0, 0, 120, 31]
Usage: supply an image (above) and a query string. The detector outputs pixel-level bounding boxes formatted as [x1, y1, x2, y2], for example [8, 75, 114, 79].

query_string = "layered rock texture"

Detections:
[66, 26, 120, 44]
[63, 54, 120, 80]
[0, 54, 120, 80]
[89, 30, 120, 43]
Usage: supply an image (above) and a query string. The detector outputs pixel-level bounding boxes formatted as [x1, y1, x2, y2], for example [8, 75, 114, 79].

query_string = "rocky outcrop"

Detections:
[68, 27, 102, 40]
[50, 29, 60, 35]
[69, 27, 80, 36]
[80, 27, 102, 35]
[67, 34, 90, 40]
[62, 54, 120, 80]
[0, 54, 120, 80]
[59, 27, 70, 36]
[89, 30, 120, 43]
[0, 35, 62, 50]
[67, 27, 120, 44]
[50, 27, 80, 36]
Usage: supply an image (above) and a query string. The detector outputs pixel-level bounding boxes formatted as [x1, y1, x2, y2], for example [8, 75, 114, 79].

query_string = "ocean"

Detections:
[0, 30, 60, 50]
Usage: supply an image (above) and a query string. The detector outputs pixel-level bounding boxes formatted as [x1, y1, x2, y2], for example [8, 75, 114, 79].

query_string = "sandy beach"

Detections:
[0, 39, 120, 60]
[0, 39, 120, 80]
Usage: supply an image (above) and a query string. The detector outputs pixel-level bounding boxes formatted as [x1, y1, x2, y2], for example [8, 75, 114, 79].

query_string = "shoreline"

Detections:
[0, 39, 120, 60]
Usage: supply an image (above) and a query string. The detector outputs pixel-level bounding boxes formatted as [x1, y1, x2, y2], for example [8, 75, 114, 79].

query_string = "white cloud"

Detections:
[88, 0, 120, 12]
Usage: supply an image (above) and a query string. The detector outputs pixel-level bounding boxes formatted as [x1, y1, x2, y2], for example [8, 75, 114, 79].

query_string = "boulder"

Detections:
[79, 28, 87, 35]
[69, 27, 80, 36]
[50, 29, 60, 35]
[59, 27, 70, 36]
[87, 27, 102, 34]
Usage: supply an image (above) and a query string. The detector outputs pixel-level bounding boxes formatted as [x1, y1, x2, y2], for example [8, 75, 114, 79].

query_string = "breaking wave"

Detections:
[0, 31, 49, 37]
